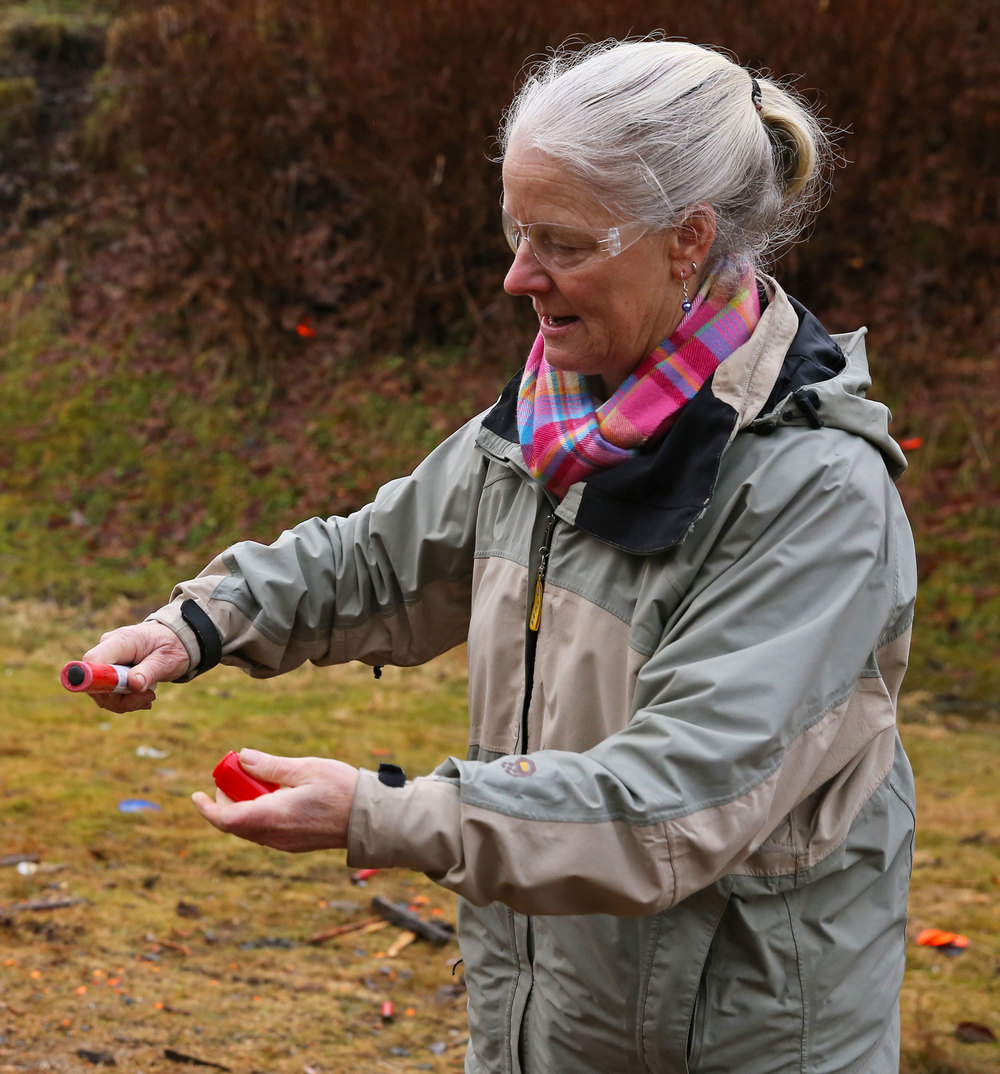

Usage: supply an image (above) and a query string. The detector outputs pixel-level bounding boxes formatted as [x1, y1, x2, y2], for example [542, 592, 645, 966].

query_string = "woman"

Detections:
[85, 39, 917, 1074]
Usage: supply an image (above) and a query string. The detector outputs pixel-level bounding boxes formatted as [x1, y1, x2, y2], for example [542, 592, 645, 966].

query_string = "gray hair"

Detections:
[499, 37, 835, 270]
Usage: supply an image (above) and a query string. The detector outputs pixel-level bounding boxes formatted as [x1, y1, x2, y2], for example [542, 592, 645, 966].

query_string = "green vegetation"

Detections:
[0, 76, 37, 142]
[0, 1, 109, 84]
[0, 267, 476, 607]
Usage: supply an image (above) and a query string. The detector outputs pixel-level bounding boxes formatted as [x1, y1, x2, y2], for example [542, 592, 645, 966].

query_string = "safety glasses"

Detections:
[501, 206, 650, 274]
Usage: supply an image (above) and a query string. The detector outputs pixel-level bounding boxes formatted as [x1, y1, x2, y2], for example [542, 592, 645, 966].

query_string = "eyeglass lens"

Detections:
[501, 210, 605, 272]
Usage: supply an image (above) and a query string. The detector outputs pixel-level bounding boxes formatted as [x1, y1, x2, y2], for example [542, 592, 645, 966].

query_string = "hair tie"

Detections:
[750, 77, 763, 113]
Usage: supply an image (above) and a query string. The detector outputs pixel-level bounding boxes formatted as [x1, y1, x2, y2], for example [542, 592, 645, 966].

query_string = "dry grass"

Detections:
[0, 601, 470, 1073]
[898, 704, 1000, 1074]
[1, 604, 997, 1071]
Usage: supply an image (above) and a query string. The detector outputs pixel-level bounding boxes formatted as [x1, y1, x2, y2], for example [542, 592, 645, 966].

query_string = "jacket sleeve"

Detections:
[346, 428, 917, 915]
[147, 415, 487, 678]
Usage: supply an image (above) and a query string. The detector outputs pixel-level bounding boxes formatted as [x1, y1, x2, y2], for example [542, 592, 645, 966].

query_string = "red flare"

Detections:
[915, 928, 969, 949]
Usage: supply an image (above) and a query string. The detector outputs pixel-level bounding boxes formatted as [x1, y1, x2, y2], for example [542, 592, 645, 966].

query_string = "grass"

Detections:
[0, 605, 998, 1072]
[0, 0, 115, 40]
[1, 600, 472, 1073]
[905, 509, 1000, 722]
[899, 719, 1000, 1073]
[0, 265, 487, 611]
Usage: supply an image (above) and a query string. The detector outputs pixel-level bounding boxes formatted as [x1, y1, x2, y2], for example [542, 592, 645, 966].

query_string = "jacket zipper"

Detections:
[529, 511, 557, 633]
[515, 510, 557, 1069]
[520, 510, 557, 751]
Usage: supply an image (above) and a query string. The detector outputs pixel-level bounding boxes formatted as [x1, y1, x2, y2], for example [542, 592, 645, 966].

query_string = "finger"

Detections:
[191, 790, 245, 829]
[192, 791, 269, 841]
[191, 790, 227, 830]
[114, 649, 184, 694]
[83, 626, 151, 666]
[83, 625, 190, 692]
[237, 748, 299, 786]
[91, 689, 157, 714]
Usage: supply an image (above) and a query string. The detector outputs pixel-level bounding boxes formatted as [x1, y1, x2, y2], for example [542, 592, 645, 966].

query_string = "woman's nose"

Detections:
[503, 241, 551, 297]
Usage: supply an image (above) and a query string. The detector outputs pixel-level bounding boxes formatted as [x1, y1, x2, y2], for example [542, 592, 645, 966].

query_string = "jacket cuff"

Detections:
[346, 767, 463, 875]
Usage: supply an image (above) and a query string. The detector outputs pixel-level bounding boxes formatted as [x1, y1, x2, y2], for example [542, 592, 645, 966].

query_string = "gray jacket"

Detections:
[154, 281, 917, 1073]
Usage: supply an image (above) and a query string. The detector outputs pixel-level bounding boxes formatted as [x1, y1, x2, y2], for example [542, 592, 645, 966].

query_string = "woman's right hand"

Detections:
[82, 622, 192, 712]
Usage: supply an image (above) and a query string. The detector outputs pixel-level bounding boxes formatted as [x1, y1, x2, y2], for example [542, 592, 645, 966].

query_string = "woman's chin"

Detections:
[540, 333, 593, 377]
[541, 341, 633, 396]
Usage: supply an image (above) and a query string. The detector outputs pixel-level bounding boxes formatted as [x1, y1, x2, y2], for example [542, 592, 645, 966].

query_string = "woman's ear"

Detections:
[669, 204, 717, 274]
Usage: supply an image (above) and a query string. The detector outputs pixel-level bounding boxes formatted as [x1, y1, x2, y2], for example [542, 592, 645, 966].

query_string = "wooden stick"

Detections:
[385, 929, 419, 957]
[0, 853, 39, 868]
[162, 1048, 231, 1070]
[353, 920, 390, 938]
[150, 938, 193, 956]
[371, 896, 453, 945]
[308, 916, 381, 944]
[1, 897, 87, 914]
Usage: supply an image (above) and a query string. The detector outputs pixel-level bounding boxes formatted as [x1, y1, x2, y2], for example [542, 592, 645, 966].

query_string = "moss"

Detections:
[5, 12, 102, 65]
[0, 75, 39, 141]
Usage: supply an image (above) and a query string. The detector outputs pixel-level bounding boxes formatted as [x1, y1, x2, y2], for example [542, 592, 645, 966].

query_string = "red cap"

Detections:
[212, 751, 280, 801]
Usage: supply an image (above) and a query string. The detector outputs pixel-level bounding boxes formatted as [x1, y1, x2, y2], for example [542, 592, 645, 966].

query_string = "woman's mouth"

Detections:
[542, 314, 578, 328]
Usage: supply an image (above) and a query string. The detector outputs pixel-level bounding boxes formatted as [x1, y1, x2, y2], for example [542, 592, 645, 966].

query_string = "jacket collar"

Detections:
[479, 281, 848, 554]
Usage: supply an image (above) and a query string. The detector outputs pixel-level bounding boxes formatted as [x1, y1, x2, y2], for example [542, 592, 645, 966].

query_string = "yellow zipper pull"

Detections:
[529, 573, 544, 632]
[529, 514, 556, 633]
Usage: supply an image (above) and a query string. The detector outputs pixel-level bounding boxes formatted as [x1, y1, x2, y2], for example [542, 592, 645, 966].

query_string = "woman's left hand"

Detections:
[191, 749, 359, 852]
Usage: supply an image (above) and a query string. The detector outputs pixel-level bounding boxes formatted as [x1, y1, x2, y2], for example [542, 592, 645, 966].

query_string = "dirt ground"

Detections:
[1, 621, 471, 1073]
[1, 825, 469, 1073]
[1, 619, 998, 1074]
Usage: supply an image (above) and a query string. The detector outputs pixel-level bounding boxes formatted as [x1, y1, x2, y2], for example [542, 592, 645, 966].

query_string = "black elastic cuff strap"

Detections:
[377, 763, 406, 788]
[180, 599, 223, 677]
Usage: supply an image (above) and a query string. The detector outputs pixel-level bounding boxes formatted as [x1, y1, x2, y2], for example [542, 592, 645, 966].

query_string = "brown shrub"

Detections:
[80, 0, 998, 380]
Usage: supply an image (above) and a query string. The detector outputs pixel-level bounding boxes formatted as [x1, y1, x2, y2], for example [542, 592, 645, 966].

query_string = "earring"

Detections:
[681, 262, 698, 315]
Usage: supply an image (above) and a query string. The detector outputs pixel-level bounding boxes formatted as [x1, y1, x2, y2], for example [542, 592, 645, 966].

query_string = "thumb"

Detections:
[238, 748, 297, 785]
[128, 652, 179, 693]
[85, 624, 190, 694]
[129, 638, 192, 693]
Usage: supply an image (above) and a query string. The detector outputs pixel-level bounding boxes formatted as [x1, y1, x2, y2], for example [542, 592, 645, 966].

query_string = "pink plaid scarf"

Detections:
[517, 259, 760, 499]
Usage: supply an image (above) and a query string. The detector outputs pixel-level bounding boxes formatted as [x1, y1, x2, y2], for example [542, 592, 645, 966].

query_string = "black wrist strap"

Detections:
[377, 763, 407, 788]
[180, 599, 223, 677]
